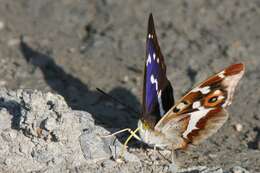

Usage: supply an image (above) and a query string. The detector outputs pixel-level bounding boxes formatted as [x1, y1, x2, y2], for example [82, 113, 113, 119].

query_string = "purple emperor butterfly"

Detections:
[106, 13, 245, 158]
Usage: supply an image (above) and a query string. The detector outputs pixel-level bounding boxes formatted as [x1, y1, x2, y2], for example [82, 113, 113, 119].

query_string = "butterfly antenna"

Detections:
[96, 88, 140, 116]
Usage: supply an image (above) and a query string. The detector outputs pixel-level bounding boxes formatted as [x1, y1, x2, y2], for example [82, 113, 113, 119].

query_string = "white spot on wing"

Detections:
[192, 101, 201, 109]
[200, 86, 211, 94]
[176, 102, 187, 110]
[219, 95, 225, 100]
[146, 54, 152, 66]
[158, 90, 165, 116]
[182, 107, 213, 139]
[153, 53, 156, 60]
[214, 90, 221, 95]
[192, 86, 211, 94]
[157, 58, 159, 64]
[218, 71, 225, 78]
[150, 75, 158, 91]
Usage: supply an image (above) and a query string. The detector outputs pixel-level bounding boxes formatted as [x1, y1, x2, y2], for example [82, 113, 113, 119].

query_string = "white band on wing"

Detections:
[182, 107, 213, 139]
[157, 90, 165, 116]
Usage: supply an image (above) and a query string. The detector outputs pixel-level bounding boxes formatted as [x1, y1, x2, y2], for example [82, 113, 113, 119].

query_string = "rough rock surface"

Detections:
[0, 88, 85, 172]
[0, 89, 251, 173]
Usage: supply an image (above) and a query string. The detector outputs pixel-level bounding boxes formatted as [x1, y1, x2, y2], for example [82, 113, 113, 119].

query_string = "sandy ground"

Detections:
[0, 0, 259, 172]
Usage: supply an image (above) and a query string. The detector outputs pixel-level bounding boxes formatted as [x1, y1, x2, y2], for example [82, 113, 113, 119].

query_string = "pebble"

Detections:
[44, 116, 58, 131]
[67, 47, 76, 53]
[168, 162, 179, 173]
[7, 38, 20, 46]
[234, 123, 243, 132]
[121, 75, 129, 83]
[0, 108, 11, 130]
[124, 151, 140, 163]
[101, 160, 116, 169]
[231, 166, 249, 173]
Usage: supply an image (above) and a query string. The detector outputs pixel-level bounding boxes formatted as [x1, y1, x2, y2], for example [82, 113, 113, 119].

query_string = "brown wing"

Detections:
[155, 63, 245, 147]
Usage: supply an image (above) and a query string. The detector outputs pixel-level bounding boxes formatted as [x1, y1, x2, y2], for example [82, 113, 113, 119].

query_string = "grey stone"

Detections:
[0, 89, 86, 172]
[79, 129, 112, 162]
[43, 115, 58, 131]
[0, 108, 12, 129]
[101, 159, 117, 170]
[168, 162, 180, 173]
[178, 166, 223, 173]
[230, 166, 250, 173]
[123, 151, 141, 163]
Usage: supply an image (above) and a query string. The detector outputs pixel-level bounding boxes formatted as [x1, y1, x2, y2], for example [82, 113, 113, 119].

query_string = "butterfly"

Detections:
[106, 13, 245, 158]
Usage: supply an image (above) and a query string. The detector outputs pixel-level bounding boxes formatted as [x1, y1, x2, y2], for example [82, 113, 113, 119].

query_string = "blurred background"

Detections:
[0, 0, 259, 171]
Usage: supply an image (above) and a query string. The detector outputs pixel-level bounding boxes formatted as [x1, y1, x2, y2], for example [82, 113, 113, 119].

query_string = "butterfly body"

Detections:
[138, 120, 168, 148]
[137, 14, 245, 151]
[138, 119, 188, 150]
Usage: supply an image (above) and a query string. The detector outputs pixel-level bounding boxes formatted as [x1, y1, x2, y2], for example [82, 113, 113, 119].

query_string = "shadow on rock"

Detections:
[19, 37, 140, 145]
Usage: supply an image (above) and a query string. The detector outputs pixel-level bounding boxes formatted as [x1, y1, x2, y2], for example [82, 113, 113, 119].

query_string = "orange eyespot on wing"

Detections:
[203, 90, 225, 107]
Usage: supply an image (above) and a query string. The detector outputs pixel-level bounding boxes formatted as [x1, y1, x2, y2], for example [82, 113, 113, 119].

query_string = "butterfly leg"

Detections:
[171, 148, 176, 163]
[118, 127, 141, 161]
[168, 147, 179, 172]
[152, 145, 158, 171]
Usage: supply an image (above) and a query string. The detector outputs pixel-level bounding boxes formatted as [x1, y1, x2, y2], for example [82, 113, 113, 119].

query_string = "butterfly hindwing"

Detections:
[142, 14, 174, 127]
[155, 63, 245, 147]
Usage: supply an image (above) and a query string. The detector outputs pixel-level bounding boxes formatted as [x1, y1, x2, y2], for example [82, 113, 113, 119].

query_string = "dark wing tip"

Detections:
[148, 13, 155, 35]
[225, 63, 245, 75]
[149, 13, 153, 22]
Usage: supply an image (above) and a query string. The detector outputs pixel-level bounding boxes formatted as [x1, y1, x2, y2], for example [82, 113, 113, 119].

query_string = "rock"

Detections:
[0, 88, 144, 172]
[0, 108, 12, 129]
[43, 116, 58, 132]
[178, 166, 223, 173]
[79, 126, 113, 162]
[124, 151, 141, 163]
[121, 75, 129, 83]
[101, 159, 117, 170]
[230, 166, 249, 173]
[7, 38, 20, 46]
[168, 162, 180, 173]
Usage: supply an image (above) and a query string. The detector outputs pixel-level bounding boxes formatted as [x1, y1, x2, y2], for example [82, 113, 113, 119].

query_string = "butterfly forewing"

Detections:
[155, 63, 245, 146]
[142, 14, 174, 127]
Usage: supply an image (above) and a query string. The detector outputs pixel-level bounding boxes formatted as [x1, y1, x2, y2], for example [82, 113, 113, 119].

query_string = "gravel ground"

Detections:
[0, 0, 259, 172]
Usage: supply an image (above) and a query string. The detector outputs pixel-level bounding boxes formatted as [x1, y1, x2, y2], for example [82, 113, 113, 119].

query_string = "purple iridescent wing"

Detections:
[142, 14, 174, 126]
